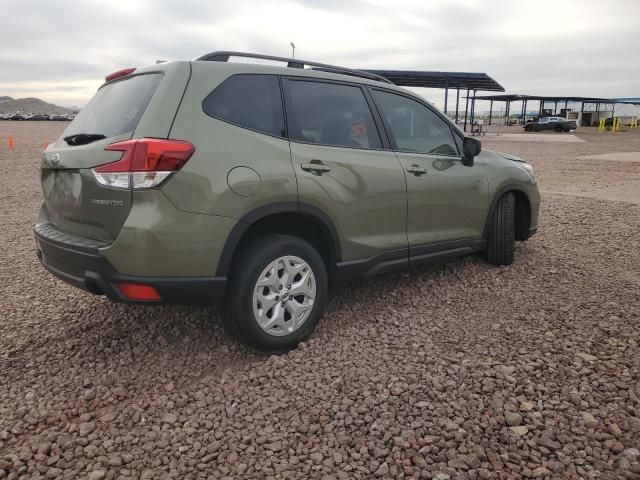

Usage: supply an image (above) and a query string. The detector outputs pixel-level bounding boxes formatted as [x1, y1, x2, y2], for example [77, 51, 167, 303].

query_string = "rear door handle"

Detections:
[301, 161, 331, 175]
[406, 164, 427, 176]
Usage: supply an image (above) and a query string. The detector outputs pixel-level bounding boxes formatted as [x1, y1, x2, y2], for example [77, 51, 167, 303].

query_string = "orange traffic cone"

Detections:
[7, 135, 15, 150]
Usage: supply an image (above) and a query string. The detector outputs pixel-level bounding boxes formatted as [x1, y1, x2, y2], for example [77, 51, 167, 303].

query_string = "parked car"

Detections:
[25, 113, 51, 121]
[35, 52, 540, 352]
[524, 116, 576, 132]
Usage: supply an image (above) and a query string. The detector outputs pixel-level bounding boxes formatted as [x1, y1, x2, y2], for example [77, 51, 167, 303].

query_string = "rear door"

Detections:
[369, 88, 490, 253]
[282, 78, 407, 262]
[40, 63, 190, 241]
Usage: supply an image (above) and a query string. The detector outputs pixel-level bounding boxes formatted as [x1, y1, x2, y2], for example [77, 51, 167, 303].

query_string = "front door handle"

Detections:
[406, 164, 427, 176]
[301, 161, 331, 175]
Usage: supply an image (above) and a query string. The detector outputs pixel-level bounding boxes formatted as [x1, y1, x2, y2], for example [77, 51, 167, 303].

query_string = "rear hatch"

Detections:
[40, 62, 190, 241]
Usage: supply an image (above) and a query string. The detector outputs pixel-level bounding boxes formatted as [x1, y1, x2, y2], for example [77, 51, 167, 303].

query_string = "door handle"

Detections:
[406, 164, 427, 176]
[301, 161, 331, 175]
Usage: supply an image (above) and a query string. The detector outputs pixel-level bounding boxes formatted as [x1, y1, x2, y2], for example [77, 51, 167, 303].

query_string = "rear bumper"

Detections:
[34, 224, 226, 305]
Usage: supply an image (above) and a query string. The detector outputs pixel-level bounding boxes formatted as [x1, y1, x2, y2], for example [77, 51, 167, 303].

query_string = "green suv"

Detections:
[35, 52, 539, 351]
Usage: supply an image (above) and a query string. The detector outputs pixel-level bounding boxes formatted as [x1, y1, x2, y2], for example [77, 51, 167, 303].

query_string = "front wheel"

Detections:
[486, 192, 516, 266]
[222, 234, 328, 352]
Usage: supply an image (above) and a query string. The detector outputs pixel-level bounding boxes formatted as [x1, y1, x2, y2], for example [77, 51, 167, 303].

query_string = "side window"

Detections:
[285, 80, 382, 149]
[202, 74, 285, 137]
[371, 90, 459, 156]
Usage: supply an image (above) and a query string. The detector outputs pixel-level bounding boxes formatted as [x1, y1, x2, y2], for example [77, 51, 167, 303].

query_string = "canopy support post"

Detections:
[463, 89, 470, 133]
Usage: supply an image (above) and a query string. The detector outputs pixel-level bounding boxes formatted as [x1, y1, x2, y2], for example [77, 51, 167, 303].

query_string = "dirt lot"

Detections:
[1, 122, 639, 480]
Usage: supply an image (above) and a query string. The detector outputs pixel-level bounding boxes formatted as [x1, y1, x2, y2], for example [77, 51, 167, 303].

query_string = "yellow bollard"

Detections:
[598, 118, 605, 132]
[632, 116, 638, 128]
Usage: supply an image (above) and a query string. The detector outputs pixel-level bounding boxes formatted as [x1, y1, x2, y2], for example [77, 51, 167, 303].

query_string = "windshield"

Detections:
[63, 73, 163, 140]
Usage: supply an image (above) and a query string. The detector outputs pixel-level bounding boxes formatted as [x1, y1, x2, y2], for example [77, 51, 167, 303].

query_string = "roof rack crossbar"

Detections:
[195, 51, 394, 84]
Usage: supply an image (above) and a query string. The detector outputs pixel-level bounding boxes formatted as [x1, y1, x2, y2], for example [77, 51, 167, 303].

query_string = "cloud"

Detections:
[0, 0, 638, 107]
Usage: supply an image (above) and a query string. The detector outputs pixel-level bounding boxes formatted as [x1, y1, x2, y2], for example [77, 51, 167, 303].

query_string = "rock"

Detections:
[575, 352, 598, 362]
[609, 423, 623, 437]
[538, 436, 561, 450]
[509, 426, 529, 437]
[582, 412, 598, 428]
[412, 454, 427, 469]
[372, 446, 389, 459]
[374, 462, 389, 477]
[500, 366, 516, 376]
[505, 412, 523, 426]
[113, 386, 128, 397]
[162, 412, 178, 424]
[78, 422, 96, 437]
[466, 454, 481, 469]
[433, 473, 451, 480]
[264, 441, 282, 452]
[520, 401, 535, 411]
[448, 458, 469, 470]
[88, 471, 106, 480]
[531, 466, 551, 478]
[310, 452, 323, 463]
[620, 448, 640, 461]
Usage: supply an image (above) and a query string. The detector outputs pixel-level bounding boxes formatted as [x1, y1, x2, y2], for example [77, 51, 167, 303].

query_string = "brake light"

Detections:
[105, 68, 136, 82]
[92, 138, 195, 189]
[118, 283, 161, 301]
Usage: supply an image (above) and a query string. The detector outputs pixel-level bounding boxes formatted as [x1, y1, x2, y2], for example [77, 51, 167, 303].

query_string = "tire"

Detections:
[554, 125, 563, 132]
[222, 234, 328, 352]
[486, 192, 516, 266]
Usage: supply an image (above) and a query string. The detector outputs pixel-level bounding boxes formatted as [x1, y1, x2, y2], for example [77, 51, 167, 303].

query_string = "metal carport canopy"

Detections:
[363, 70, 505, 131]
[364, 70, 505, 91]
[468, 94, 640, 126]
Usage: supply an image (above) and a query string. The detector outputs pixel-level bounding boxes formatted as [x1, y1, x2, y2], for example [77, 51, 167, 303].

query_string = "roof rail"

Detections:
[195, 51, 394, 85]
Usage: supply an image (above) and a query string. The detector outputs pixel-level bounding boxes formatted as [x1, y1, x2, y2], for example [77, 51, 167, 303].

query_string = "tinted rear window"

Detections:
[64, 74, 162, 140]
[202, 74, 285, 137]
[285, 80, 381, 149]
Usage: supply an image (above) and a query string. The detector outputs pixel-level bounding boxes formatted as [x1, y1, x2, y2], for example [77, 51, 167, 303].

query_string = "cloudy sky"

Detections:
[1, 0, 639, 109]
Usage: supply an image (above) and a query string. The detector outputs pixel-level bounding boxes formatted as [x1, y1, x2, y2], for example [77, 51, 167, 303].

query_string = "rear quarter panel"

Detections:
[162, 62, 297, 218]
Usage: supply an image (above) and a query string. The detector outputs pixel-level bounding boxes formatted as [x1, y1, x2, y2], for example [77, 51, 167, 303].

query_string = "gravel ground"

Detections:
[1, 122, 639, 480]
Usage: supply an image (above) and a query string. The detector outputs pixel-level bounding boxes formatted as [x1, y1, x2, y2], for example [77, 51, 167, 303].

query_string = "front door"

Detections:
[282, 78, 408, 262]
[369, 89, 490, 255]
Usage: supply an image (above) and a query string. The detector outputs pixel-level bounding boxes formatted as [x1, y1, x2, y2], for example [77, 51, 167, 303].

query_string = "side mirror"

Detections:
[462, 137, 481, 167]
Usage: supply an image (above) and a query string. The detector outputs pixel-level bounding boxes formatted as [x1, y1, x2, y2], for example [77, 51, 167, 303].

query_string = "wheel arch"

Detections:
[484, 186, 532, 241]
[216, 202, 341, 277]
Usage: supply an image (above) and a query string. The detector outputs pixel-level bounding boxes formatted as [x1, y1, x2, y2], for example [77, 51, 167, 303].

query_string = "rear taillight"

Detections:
[92, 138, 195, 189]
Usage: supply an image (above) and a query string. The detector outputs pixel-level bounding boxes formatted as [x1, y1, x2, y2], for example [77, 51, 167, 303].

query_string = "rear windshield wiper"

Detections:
[63, 133, 106, 146]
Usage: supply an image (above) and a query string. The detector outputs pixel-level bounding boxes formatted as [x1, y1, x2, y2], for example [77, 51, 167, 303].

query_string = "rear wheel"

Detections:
[486, 192, 516, 266]
[222, 234, 328, 352]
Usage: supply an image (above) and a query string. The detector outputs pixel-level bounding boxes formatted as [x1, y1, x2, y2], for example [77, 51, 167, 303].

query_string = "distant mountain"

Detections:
[0, 96, 78, 115]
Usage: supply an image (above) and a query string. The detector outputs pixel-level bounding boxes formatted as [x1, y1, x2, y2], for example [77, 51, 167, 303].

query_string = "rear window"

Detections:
[285, 80, 382, 150]
[202, 74, 285, 137]
[64, 73, 163, 140]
